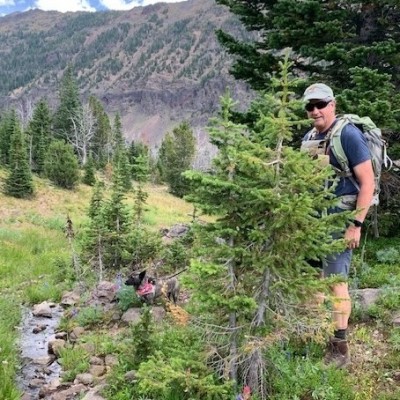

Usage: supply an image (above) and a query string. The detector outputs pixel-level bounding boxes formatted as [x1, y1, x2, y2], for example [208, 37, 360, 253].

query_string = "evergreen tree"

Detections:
[82, 155, 96, 186]
[44, 140, 80, 189]
[27, 98, 52, 174]
[4, 121, 34, 198]
[83, 181, 107, 280]
[102, 168, 132, 269]
[128, 140, 149, 180]
[216, 0, 400, 93]
[158, 121, 195, 197]
[112, 114, 131, 191]
[89, 96, 112, 167]
[184, 57, 350, 396]
[112, 112, 125, 152]
[132, 154, 149, 225]
[53, 65, 82, 141]
[0, 110, 19, 166]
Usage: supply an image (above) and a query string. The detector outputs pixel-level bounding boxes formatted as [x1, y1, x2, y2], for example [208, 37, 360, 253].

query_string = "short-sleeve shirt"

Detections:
[303, 120, 371, 197]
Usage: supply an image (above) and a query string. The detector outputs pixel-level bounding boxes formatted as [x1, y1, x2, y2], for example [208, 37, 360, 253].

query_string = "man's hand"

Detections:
[344, 225, 361, 249]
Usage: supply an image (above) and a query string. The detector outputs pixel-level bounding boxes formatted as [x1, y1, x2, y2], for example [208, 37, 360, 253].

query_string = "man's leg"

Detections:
[331, 282, 351, 331]
[323, 250, 352, 368]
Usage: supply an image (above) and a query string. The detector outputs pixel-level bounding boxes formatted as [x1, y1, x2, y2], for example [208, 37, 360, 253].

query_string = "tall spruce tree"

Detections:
[89, 96, 112, 167]
[83, 181, 107, 280]
[53, 65, 82, 141]
[158, 121, 195, 197]
[184, 57, 350, 397]
[4, 121, 34, 198]
[101, 167, 132, 269]
[132, 154, 149, 225]
[27, 99, 52, 174]
[112, 113, 131, 191]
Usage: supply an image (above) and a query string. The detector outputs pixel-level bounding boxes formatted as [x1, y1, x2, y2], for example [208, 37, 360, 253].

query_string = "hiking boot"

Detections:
[323, 338, 351, 369]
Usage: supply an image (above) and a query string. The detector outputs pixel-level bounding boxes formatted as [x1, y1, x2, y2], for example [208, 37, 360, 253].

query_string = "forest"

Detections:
[0, 1, 400, 399]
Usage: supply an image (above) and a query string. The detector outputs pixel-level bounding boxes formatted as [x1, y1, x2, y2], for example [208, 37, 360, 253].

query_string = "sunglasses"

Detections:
[305, 100, 331, 112]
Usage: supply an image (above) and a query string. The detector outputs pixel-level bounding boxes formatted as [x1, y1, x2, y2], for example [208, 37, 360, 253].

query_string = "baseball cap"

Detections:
[303, 83, 334, 102]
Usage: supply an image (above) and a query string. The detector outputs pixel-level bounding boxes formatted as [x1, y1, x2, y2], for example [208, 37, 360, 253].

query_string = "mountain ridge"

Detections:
[0, 0, 253, 152]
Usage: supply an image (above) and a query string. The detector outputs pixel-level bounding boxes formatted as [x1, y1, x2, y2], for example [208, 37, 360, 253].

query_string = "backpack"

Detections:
[303, 114, 393, 236]
[327, 114, 392, 207]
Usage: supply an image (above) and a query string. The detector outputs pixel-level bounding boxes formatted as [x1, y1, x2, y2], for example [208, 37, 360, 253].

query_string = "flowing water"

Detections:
[16, 305, 64, 398]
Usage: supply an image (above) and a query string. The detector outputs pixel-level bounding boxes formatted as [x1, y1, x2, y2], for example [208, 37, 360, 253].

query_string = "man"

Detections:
[302, 83, 375, 368]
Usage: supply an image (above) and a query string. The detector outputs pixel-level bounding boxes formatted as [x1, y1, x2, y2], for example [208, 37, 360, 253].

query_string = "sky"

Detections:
[0, 0, 185, 16]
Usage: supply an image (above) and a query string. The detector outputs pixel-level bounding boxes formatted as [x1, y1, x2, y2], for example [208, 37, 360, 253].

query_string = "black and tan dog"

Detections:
[125, 270, 180, 305]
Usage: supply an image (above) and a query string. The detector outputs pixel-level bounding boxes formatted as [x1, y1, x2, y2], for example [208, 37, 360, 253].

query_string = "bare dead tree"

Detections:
[17, 98, 34, 130]
[69, 103, 96, 165]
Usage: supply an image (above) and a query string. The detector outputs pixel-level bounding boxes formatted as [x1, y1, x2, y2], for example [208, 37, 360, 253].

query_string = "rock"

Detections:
[21, 394, 34, 400]
[55, 332, 68, 340]
[75, 373, 94, 385]
[90, 356, 104, 366]
[32, 324, 47, 334]
[28, 377, 46, 388]
[93, 281, 117, 303]
[89, 365, 106, 377]
[32, 302, 53, 318]
[33, 355, 56, 366]
[124, 370, 137, 383]
[392, 312, 400, 326]
[393, 371, 400, 381]
[105, 354, 118, 367]
[353, 288, 381, 310]
[78, 342, 96, 355]
[81, 385, 108, 400]
[60, 291, 81, 307]
[121, 308, 142, 325]
[49, 383, 87, 400]
[70, 326, 85, 340]
[48, 339, 66, 356]
[152, 306, 166, 322]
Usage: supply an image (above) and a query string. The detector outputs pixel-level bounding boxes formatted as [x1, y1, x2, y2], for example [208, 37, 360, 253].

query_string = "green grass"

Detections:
[58, 345, 90, 382]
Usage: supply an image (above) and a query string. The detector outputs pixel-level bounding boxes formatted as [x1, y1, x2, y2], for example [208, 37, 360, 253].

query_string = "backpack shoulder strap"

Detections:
[328, 117, 352, 174]
[305, 127, 318, 140]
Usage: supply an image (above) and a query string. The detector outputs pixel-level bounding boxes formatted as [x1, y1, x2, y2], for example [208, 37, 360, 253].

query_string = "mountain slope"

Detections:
[0, 0, 253, 150]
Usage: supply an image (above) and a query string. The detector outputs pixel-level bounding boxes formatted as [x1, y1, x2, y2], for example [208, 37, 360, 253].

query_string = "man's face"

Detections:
[305, 99, 336, 132]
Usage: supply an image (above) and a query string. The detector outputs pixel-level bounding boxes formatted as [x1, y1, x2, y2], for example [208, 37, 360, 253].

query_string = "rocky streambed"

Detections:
[15, 281, 158, 400]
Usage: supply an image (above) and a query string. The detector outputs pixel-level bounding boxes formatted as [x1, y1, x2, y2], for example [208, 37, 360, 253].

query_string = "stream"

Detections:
[16, 304, 64, 399]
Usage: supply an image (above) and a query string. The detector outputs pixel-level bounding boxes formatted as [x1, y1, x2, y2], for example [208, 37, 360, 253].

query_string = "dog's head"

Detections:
[125, 270, 146, 289]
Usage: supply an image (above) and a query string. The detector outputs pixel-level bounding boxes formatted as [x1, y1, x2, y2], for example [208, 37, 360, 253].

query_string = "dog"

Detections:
[125, 270, 180, 305]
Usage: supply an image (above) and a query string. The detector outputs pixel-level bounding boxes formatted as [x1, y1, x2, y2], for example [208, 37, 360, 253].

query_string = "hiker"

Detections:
[302, 83, 375, 368]
[236, 385, 251, 400]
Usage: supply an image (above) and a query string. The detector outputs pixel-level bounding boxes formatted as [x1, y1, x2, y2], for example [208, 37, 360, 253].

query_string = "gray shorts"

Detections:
[323, 204, 353, 277]
[323, 248, 352, 277]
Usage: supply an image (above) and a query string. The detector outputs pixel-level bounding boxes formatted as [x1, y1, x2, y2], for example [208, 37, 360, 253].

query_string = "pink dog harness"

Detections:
[136, 282, 155, 296]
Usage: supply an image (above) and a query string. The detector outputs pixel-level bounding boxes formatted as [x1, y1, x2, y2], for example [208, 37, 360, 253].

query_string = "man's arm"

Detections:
[345, 159, 375, 248]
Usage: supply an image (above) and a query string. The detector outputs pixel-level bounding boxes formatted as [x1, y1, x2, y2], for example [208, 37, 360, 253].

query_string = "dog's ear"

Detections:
[139, 270, 146, 281]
